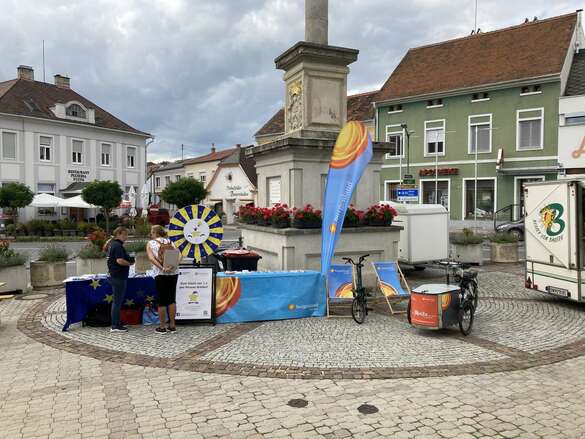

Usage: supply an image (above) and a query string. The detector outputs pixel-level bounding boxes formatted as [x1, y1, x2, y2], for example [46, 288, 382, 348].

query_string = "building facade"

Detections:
[375, 12, 585, 222]
[0, 66, 150, 222]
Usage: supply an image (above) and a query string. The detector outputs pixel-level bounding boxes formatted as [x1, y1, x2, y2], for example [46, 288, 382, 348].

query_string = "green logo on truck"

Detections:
[534, 203, 565, 241]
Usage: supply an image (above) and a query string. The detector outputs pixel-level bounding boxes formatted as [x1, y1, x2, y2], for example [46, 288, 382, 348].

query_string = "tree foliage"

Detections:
[0, 183, 34, 224]
[81, 181, 123, 232]
[160, 178, 207, 208]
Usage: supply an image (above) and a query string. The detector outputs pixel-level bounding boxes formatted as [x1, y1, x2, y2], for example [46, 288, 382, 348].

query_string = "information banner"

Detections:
[176, 266, 215, 322]
[327, 264, 353, 299]
[397, 188, 419, 202]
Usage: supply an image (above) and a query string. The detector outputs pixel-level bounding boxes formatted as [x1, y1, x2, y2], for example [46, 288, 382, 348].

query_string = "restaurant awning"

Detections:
[30, 193, 63, 208]
[58, 195, 97, 209]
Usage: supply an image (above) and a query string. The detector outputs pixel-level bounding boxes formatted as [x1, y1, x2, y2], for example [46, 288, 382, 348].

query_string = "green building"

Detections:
[375, 11, 585, 222]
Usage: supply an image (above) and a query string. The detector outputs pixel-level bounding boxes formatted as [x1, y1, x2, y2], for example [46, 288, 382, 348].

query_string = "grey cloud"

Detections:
[0, 0, 582, 161]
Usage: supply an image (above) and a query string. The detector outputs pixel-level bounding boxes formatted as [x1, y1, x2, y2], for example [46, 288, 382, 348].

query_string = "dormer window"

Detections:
[66, 104, 86, 119]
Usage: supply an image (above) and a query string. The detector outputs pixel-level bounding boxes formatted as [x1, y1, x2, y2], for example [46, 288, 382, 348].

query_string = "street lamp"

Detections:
[400, 123, 410, 174]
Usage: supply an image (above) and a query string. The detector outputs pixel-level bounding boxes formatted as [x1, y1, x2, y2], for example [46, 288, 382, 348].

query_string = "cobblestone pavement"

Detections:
[3, 266, 585, 437]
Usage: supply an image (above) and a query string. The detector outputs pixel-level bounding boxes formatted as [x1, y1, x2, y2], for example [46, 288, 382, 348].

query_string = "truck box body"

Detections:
[524, 180, 583, 301]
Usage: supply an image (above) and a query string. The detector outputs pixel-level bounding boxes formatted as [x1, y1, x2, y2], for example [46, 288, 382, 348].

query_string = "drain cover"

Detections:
[287, 398, 308, 408]
[357, 404, 379, 415]
[15, 293, 49, 301]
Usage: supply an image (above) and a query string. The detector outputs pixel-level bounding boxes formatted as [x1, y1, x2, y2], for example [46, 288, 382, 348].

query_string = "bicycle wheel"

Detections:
[352, 297, 366, 324]
[462, 281, 479, 311]
[458, 302, 474, 336]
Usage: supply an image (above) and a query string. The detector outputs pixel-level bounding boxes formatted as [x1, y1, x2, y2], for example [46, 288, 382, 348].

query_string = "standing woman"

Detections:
[147, 225, 180, 334]
[107, 227, 134, 332]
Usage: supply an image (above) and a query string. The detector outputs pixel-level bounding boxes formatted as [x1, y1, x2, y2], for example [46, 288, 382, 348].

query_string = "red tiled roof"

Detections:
[255, 90, 378, 137]
[377, 12, 579, 102]
[0, 78, 150, 136]
[183, 147, 239, 165]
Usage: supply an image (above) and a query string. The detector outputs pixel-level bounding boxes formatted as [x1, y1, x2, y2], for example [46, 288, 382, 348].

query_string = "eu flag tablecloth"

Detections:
[63, 275, 157, 331]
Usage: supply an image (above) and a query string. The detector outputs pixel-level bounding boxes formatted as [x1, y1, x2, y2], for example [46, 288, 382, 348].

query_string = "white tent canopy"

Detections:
[58, 195, 97, 209]
[30, 193, 63, 208]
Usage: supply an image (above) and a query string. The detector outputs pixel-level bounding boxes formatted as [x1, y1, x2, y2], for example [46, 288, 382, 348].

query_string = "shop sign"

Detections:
[226, 184, 249, 197]
[533, 203, 566, 242]
[68, 169, 90, 182]
[419, 168, 458, 177]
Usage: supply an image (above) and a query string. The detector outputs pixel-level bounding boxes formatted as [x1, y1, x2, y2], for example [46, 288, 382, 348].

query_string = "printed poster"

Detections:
[176, 266, 214, 321]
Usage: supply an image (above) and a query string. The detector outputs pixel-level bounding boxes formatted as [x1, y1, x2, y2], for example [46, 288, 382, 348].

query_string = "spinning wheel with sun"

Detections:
[168, 205, 223, 262]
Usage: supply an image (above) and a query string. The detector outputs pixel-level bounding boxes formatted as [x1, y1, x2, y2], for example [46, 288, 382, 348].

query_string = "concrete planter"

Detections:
[134, 252, 150, 274]
[239, 224, 402, 288]
[451, 243, 483, 265]
[0, 265, 28, 293]
[76, 257, 108, 276]
[30, 261, 67, 289]
[491, 242, 519, 263]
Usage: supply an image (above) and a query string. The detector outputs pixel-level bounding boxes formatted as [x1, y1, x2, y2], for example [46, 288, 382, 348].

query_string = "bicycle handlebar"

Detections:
[342, 254, 369, 266]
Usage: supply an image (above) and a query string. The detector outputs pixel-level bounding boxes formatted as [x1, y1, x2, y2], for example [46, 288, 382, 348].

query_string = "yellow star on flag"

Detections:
[125, 299, 135, 307]
[145, 295, 155, 302]
[90, 279, 101, 290]
[104, 294, 113, 304]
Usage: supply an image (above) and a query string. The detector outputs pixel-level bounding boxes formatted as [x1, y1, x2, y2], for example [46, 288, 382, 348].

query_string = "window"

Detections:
[1, 131, 17, 160]
[155, 177, 161, 188]
[468, 114, 492, 154]
[517, 108, 543, 150]
[385, 125, 404, 158]
[175, 175, 181, 182]
[388, 104, 403, 113]
[72, 139, 83, 164]
[199, 173, 207, 183]
[165, 176, 171, 185]
[520, 85, 542, 96]
[66, 104, 86, 118]
[39, 136, 52, 161]
[37, 183, 56, 216]
[267, 177, 281, 205]
[384, 181, 400, 202]
[427, 99, 443, 108]
[471, 92, 489, 102]
[464, 179, 495, 219]
[127, 147, 136, 168]
[566, 115, 585, 125]
[101, 143, 112, 166]
[422, 180, 449, 209]
[425, 120, 445, 156]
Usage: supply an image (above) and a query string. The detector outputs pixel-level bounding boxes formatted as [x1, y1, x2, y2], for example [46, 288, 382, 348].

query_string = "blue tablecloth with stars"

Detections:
[63, 275, 157, 331]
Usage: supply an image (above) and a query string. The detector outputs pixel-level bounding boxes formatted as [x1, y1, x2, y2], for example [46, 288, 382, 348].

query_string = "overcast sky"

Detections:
[0, 0, 582, 162]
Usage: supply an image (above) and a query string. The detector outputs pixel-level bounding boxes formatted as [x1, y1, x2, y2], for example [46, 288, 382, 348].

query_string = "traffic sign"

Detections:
[396, 188, 419, 202]
[402, 178, 416, 185]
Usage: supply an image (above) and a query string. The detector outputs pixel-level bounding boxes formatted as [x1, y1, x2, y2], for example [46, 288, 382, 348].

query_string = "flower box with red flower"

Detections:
[364, 204, 397, 226]
[270, 204, 291, 229]
[292, 205, 322, 229]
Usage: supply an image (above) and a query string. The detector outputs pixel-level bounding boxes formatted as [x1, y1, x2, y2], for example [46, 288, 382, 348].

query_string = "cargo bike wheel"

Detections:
[458, 301, 474, 336]
[351, 295, 366, 324]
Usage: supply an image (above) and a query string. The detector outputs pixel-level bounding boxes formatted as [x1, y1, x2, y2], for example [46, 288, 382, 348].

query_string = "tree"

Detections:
[82, 181, 123, 233]
[0, 182, 34, 225]
[160, 178, 207, 209]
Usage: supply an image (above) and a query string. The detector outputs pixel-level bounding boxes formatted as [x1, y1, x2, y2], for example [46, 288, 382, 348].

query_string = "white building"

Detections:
[559, 50, 585, 178]
[0, 65, 151, 221]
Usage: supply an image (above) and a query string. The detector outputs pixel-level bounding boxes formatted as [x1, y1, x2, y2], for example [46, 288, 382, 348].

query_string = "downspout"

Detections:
[145, 137, 155, 206]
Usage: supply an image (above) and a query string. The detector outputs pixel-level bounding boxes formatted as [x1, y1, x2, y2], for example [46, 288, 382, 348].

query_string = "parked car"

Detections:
[147, 205, 170, 226]
[495, 219, 524, 240]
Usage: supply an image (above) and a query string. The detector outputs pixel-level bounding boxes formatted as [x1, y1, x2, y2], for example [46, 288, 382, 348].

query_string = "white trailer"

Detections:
[524, 179, 585, 302]
[386, 203, 449, 266]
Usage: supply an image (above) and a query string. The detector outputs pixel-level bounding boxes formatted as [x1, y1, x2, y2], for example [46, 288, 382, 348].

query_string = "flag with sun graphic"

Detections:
[320, 121, 373, 275]
[168, 205, 223, 262]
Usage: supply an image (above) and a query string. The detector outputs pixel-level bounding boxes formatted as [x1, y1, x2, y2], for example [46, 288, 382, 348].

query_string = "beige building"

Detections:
[182, 145, 239, 187]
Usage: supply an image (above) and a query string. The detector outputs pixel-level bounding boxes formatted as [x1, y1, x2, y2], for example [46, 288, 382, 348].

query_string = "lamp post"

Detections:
[400, 123, 411, 175]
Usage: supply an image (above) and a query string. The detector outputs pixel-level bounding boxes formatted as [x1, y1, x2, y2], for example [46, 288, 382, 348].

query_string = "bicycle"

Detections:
[437, 261, 479, 335]
[342, 254, 369, 324]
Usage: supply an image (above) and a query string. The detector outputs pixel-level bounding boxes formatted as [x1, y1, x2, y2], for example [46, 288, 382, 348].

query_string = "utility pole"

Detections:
[181, 144, 184, 161]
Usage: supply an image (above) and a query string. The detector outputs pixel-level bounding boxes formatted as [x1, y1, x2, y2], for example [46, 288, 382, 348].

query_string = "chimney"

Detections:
[54, 74, 70, 89]
[236, 143, 241, 148]
[17, 65, 34, 81]
[211, 143, 216, 153]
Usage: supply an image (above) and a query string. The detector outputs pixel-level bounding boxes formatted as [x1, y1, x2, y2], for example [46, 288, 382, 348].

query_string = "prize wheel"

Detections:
[168, 205, 223, 262]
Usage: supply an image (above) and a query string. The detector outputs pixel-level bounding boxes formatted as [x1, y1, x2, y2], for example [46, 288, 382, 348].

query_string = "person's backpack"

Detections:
[84, 303, 112, 327]
[155, 239, 175, 266]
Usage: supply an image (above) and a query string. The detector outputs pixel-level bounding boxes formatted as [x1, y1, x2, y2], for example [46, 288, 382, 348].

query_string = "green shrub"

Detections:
[77, 243, 106, 259]
[450, 228, 484, 245]
[125, 240, 147, 253]
[38, 244, 69, 262]
[77, 222, 98, 234]
[4, 224, 16, 236]
[27, 219, 50, 235]
[0, 243, 26, 267]
[489, 232, 519, 244]
[134, 218, 151, 237]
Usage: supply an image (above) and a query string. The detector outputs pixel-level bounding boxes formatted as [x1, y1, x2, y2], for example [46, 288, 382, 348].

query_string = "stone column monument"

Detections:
[247, 0, 389, 210]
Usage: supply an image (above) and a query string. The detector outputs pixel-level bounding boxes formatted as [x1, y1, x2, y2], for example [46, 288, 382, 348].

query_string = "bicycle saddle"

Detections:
[462, 271, 478, 279]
